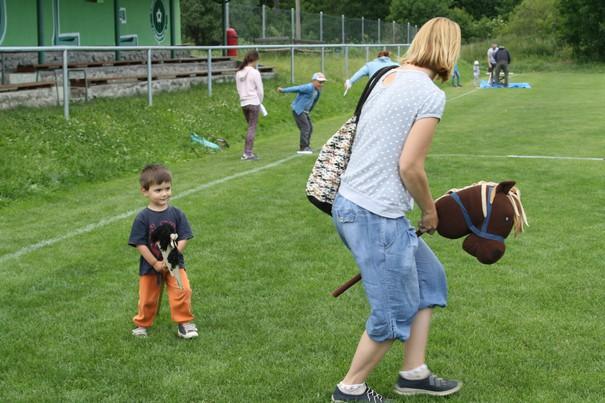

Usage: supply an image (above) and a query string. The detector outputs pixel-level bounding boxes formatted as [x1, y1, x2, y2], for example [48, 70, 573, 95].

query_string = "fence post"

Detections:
[361, 16, 364, 43]
[319, 11, 323, 43]
[62, 49, 69, 120]
[261, 4, 266, 39]
[320, 11, 325, 73]
[290, 46, 295, 83]
[208, 49, 212, 96]
[378, 18, 381, 44]
[344, 46, 349, 80]
[147, 48, 153, 106]
[321, 46, 324, 73]
[341, 15, 345, 43]
[1, 53, 5, 85]
[392, 21, 396, 44]
[291, 8, 295, 42]
[407, 22, 410, 44]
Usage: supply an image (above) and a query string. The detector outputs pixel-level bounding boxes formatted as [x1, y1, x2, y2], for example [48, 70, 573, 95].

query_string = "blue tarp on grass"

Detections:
[480, 80, 531, 89]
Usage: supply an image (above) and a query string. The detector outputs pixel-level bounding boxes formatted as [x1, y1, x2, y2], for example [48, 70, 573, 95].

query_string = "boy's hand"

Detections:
[152, 260, 166, 272]
[276, 87, 283, 93]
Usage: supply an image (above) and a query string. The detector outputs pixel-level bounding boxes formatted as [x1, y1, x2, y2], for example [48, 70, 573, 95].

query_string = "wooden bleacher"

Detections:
[15, 57, 234, 73]
[0, 81, 54, 92]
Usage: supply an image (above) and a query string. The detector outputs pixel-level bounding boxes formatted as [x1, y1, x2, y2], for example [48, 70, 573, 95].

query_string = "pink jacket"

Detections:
[235, 66, 264, 106]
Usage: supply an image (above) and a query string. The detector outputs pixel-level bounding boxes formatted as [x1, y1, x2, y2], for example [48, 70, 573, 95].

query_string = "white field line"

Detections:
[0, 154, 300, 263]
[431, 153, 604, 161]
[447, 88, 479, 101]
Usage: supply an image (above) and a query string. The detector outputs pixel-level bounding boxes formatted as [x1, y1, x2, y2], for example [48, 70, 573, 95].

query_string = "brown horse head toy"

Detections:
[435, 181, 528, 264]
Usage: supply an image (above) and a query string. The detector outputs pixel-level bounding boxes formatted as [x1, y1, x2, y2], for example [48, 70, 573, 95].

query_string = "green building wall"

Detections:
[0, 0, 181, 47]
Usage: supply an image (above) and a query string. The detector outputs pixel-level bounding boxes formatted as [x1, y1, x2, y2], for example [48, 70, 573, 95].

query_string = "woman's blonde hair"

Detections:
[401, 17, 461, 82]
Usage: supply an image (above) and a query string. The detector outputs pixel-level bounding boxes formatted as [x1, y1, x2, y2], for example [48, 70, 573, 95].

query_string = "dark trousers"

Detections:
[494, 62, 509, 87]
[293, 111, 312, 150]
[242, 104, 259, 155]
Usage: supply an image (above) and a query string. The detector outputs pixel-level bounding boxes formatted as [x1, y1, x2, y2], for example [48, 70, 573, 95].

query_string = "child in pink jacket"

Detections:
[235, 51, 264, 160]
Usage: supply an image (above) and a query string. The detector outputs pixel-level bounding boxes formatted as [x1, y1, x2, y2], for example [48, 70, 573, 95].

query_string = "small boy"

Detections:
[277, 72, 327, 154]
[473, 60, 480, 87]
[128, 164, 198, 339]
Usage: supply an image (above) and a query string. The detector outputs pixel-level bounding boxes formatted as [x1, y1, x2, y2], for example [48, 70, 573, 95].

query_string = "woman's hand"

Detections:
[418, 208, 438, 235]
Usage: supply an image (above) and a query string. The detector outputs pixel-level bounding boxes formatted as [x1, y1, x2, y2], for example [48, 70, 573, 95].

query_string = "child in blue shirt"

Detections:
[277, 72, 327, 154]
[344, 50, 399, 93]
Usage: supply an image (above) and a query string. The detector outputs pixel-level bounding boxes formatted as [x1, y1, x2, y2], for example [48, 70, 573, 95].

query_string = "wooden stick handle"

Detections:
[331, 273, 361, 297]
[332, 230, 423, 298]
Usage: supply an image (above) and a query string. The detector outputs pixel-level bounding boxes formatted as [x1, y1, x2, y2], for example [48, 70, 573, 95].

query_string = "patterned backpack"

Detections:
[305, 65, 398, 215]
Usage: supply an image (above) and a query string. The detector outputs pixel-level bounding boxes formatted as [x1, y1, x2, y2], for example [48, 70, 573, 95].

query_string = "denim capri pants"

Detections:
[332, 194, 448, 342]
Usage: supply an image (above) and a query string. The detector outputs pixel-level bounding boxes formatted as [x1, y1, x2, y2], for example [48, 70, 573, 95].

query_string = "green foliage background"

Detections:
[180, 0, 604, 62]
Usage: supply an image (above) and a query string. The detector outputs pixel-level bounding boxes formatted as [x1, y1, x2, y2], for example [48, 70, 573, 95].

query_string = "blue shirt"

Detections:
[128, 206, 193, 275]
[349, 56, 400, 84]
[280, 82, 321, 115]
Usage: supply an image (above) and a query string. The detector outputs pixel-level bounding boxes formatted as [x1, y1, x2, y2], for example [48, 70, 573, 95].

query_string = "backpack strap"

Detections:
[353, 65, 399, 122]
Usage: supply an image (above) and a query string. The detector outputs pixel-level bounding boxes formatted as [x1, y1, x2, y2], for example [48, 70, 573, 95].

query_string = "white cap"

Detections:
[474, 60, 479, 65]
[312, 72, 327, 82]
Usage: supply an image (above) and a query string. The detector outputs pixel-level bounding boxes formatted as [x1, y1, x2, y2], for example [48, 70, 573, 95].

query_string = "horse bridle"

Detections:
[449, 185, 505, 242]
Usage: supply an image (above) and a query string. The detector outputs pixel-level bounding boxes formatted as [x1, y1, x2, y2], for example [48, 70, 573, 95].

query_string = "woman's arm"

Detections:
[399, 117, 439, 233]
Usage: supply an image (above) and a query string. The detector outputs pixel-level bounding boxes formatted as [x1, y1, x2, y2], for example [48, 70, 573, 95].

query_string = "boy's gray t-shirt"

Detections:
[339, 69, 446, 218]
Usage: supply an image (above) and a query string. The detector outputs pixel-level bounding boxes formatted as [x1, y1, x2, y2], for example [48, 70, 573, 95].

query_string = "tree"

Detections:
[180, 0, 222, 45]
[558, 0, 605, 60]
[496, 0, 561, 56]
[301, 0, 391, 20]
[388, 0, 452, 26]
[451, 0, 522, 19]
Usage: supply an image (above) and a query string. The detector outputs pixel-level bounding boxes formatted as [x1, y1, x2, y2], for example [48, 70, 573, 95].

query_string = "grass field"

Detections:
[1, 61, 604, 402]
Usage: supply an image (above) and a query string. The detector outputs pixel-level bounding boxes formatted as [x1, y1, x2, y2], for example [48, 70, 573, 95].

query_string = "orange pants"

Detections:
[133, 269, 194, 328]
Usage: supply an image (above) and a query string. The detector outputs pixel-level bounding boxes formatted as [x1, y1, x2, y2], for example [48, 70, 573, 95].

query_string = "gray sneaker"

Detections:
[394, 373, 462, 396]
[297, 147, 313, 155]
[241, 153, 259, 160]
[177, 323, 199, 339]
[332, 384, 392, 402]
[131, 327, 148, 337]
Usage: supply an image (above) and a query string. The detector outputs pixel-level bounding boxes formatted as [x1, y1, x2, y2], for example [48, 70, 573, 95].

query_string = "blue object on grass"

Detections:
[191, 133, 220, 150]
[480, 80, 531, 89]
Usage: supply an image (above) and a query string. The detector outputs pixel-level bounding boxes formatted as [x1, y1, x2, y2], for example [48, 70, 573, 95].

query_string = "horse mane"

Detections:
[436, 181, 528, 236]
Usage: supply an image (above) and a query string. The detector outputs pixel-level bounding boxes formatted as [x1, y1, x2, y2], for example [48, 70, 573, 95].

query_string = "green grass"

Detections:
[1, 61, 604, 402]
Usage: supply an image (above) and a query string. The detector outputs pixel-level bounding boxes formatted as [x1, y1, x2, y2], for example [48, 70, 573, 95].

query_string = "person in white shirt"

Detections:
[473, 60, 480, 87]
[487, 43, 498, 85]
[235, 51, 264, 160]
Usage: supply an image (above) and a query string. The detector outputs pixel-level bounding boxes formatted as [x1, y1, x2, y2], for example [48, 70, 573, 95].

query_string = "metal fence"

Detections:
[229, 3, 418, 45]
[0, 42, 410, 120]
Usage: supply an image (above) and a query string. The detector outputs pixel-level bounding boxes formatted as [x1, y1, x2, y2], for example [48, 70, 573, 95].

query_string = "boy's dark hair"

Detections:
[377, 50, 391, 58]
[139, 164, 172, 190]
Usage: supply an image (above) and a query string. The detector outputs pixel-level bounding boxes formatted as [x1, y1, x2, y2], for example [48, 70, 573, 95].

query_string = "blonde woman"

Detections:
[331, 18, 462, 402]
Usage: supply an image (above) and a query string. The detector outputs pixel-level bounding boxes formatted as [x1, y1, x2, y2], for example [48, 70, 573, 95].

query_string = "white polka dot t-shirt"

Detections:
[338, 69, 446, 218]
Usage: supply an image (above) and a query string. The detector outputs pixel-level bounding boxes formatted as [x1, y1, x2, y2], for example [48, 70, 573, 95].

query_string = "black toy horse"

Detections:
[150, 223, 184, 289]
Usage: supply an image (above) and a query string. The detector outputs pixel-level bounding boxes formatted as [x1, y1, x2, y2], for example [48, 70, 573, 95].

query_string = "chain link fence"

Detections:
[229, 3, 417, 45]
